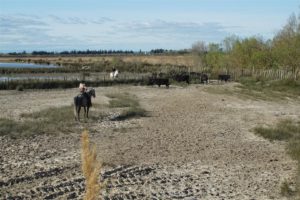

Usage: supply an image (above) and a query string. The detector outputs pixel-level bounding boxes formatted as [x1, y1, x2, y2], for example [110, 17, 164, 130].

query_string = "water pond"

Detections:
[0, 62, 58, 68]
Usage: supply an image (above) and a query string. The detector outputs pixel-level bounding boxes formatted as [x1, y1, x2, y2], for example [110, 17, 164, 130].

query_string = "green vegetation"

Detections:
[254, 119, 300, 197]
[106, 92, 148, 121]
[189, 11, 300, 80]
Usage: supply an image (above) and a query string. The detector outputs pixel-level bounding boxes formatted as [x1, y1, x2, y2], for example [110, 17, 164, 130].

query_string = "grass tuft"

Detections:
[254, 119, 300, 142]
[81, 130, 102, 200]
[281, 180, 296, 197]
[106, 92, 148, 121]
[106, 93, 139, 108]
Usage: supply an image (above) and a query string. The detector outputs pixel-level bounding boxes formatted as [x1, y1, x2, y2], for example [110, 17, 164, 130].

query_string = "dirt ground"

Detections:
[0, 83, 299, 199]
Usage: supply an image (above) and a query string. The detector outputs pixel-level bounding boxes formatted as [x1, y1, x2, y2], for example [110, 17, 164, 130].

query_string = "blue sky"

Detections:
[0, 0, 299, 52]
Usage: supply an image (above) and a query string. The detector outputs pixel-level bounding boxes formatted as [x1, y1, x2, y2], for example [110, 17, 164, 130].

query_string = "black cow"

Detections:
[200, 73, 209, 84]
[173, 74, 190, 84]
[190, 72, 209, 84]
[218, 74, 231, 82]
[148, 77, 169, 88]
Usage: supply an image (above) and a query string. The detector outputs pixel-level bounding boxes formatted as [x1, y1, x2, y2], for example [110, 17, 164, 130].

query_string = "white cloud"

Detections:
[0, 14, 237, 51]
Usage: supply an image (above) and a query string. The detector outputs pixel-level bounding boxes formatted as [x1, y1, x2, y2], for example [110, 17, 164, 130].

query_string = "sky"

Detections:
[0, 0, 299, 52]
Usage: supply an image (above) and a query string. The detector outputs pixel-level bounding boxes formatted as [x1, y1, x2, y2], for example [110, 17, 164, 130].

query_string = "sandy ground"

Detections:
[0, 83, 299, 199]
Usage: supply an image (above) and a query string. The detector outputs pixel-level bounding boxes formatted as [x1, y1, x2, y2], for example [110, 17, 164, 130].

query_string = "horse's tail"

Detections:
[74, 96, 78, 106]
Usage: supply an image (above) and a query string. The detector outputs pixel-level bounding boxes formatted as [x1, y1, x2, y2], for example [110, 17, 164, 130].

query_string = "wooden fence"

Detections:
[200, 68, 300, 81]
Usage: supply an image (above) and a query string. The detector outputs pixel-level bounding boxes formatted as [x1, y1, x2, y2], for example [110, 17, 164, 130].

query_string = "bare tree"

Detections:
[191, 41, 207, 55]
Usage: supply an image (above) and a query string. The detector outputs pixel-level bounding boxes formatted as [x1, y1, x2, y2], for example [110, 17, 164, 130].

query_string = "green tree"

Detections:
[273, 13, 300, 74]
[205, 43, 224, 69]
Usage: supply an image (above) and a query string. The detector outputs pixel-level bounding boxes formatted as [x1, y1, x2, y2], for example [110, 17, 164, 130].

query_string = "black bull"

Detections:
[147, 77, 170, 88]
[218, 74, 231, 82]
[172, 74, 190, 84]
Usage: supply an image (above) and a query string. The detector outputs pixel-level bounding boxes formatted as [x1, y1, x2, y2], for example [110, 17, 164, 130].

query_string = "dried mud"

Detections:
[0, 84, 299, 199]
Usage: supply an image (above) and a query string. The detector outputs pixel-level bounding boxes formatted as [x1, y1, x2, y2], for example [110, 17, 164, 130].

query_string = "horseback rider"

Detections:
[79, 83, 86, 93]
[78, 83, 91, 107]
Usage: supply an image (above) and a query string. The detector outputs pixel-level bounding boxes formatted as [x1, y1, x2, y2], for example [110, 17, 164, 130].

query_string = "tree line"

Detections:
[5, 49, 189, 56]
[191, 12, 300, 73]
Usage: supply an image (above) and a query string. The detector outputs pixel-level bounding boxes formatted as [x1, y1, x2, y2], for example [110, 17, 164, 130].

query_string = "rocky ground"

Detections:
[0, 83, 299, 199]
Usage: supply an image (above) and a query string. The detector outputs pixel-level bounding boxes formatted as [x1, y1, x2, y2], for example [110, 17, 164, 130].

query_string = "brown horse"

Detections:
[74, 88, 96, 121]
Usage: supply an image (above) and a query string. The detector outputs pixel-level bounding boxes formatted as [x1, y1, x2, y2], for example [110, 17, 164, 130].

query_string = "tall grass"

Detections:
[81, 130, 102, 200]
[254, 119, 300, 197]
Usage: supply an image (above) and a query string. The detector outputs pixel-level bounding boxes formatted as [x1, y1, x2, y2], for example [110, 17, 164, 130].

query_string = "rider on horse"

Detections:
[79, 83, 91, 107]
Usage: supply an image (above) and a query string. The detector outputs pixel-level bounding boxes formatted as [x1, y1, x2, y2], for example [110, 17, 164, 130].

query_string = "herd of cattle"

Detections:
[109, 69, 231, 88]
[147, 72, 231, 88]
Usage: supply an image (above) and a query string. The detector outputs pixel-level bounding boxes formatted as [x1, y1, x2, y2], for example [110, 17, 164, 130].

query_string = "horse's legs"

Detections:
[83, 107, 87, 119]
[77, 107, 81, 121]
[74, 106, 80, 121]
[74, 106, 78, 121]
[86, 106, 89, 118]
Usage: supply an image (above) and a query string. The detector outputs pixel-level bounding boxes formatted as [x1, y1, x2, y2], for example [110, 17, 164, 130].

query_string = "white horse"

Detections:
[110, 69, 119, 79]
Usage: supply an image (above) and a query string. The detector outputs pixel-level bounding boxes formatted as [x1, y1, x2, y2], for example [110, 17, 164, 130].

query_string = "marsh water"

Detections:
[0, 62, 61, 81]
[0, 62, 58, 68]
